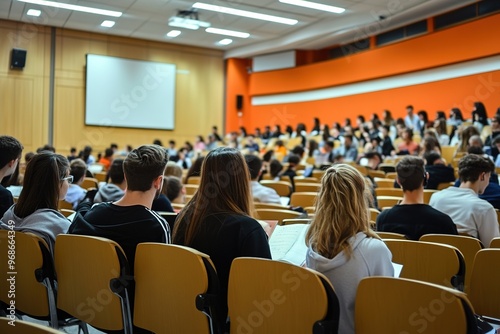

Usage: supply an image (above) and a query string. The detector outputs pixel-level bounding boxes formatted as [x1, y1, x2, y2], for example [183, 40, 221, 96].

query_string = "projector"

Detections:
[168, 16, 211, 30]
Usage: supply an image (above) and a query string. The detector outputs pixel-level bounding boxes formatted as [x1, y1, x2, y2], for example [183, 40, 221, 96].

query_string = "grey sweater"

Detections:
[0, 206, 70, 254]
[94, 183, 124, 203]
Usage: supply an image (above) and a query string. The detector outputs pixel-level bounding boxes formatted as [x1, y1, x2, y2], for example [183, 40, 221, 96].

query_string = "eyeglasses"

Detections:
[62, 175, 74, 184]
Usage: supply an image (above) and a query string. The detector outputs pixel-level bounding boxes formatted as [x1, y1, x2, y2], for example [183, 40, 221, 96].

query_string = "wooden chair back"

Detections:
[420, 234, 483, 290]
[55, 235, 133, 333]
[260, 180, 293, 197]
[134, 244, 222, 334]
[384, 239, 465, 290]
[467, 249, 500, 319]
[228, 258, 340, 334]
[290, 192, 318, 208]
[355, 277, 476, 334]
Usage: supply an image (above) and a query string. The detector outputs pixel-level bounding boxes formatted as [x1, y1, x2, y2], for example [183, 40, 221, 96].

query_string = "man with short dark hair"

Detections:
[430, 154, 500, 246]
[0, 136, 23, 217]
[377, 156, 457, 240]
[244, 154, 281, 204]
[423, 152, 455, 189]
[70, 144, 171, 271]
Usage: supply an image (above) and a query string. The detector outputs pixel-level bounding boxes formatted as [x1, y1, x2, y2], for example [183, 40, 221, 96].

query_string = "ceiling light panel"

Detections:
[17, 0, 122, 17]
[166, 30, 181, 38]
[205, 27, 249, 38]
[27, 9, 41, 16]
[218, 38, 233, 45]
[192, 2, 298, 25]
[101, 20, 115, 27]
[279, 0, 345, 13]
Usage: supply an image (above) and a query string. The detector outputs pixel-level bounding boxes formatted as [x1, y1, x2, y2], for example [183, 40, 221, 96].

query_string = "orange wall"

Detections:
[225, 58, 251, 132]
[225, 13, 500, 132]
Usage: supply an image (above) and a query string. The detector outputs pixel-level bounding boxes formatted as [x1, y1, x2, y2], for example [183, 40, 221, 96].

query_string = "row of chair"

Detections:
[372, 235, 500, 320]
[2, 229, 496, 333]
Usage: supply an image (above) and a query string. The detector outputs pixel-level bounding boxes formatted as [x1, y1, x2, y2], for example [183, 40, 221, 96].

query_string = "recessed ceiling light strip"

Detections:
[205, 27, 249, 38]
[279, 0, 345, 13]
[17, 0, 122, 17]
[192, 2, 297, 25]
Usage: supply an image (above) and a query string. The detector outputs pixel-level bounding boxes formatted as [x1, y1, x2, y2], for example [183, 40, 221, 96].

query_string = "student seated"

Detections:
[0, 152, 71, 254]
[0, 136, 23, 218]
[245, 154, 281, 205]
[376, 156, 457, 240]
[94, 159, 126, 203]
[70, 144, 171, 272]
[173, 147, 271, 326]
[306, 164, 393, 334]
[163, 176, 185, 205]
[64, 158, 87, 209]
[430, 154, 500, 246]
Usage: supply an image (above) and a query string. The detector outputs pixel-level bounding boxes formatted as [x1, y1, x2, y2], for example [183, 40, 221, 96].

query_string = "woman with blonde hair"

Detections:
[306, 164, 393, 334]
[173, 147, 271, 327]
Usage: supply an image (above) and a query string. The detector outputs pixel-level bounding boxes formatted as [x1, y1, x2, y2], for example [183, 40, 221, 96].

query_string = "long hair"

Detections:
[173, 147, 253, 245]
[306, 164, 377, 259]
[15, 152, 69, 218]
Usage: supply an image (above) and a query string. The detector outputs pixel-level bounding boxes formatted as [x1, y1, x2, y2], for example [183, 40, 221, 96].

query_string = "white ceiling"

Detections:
[1, 0, 478, 58]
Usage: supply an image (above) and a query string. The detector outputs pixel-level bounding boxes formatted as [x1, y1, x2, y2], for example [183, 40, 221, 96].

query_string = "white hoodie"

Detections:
[306, 232, 393, 334]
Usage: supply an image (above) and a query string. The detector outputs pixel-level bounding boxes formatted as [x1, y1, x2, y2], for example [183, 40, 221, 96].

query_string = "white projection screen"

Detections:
[85, 54, 176, 130]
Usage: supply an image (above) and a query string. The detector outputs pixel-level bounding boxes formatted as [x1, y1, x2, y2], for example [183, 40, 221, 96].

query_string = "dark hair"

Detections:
[163, 176, 183, 202]
[244, 154, 262, 180]
[110, 143, 118, 150]
[451, 108, 464, 121]
[406, 105, 414, 111]
[396, 156, 426, 191]
[37, 144, 55, 153]
[123, 145, 169, 191]
[262, 150, 274, 163]
[287, 154, 300, 165]
[423, 151, 442, 166]
[80, 146, 92, 164]
[291, 145, 305, 157]
[173, 147, 252, 245]
[417, 110, 428, 123]
[185, 157, 205, 183]
[70, 159, 87, 183]
[15, 152, 69, 218]
[153, 139, 164, 146]
[24, 152, 35, 164]
[473, 102, 488, 126]
[108, 159, 125, 184]
[308, 140, 319, 158]
[0, 136, 23, 169]
[104, 148, 114, 158]
[458, 154, 494, 183]
[269, 159, 283, 178]
[467, 146, 484, 155]
[436, 111, 446, 120]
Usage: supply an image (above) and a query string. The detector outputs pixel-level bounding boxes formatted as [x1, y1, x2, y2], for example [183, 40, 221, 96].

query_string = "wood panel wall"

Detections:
[0, 19, 225, 156]
[0, 20, 51, 154]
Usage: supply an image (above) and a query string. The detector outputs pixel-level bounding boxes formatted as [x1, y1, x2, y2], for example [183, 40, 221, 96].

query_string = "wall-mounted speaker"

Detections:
[236, 95, 243, 111]
[10, 49, 27, 70]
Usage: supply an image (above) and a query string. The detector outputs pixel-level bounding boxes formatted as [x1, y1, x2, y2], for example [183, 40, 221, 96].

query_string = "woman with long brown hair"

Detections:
[0, 151, 71, 253]
[306, 164, 393, 334]
[173, 147, 271, 321]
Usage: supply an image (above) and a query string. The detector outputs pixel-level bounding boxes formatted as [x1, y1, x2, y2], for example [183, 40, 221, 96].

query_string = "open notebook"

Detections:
[269, 224, 310, 266]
